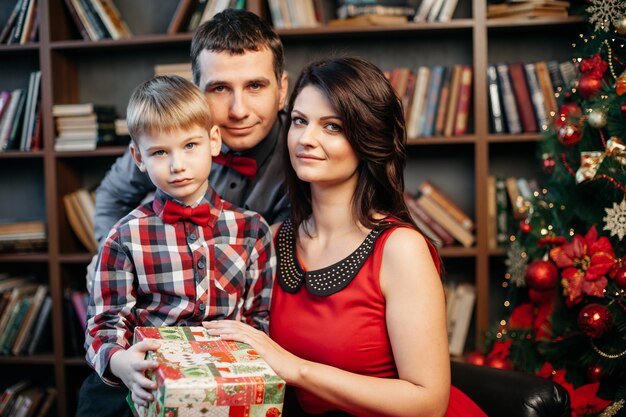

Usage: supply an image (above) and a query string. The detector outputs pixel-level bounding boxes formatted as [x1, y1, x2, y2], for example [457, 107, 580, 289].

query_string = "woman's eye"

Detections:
[326, 123, 342, 132]
[292, 117, 306, 126]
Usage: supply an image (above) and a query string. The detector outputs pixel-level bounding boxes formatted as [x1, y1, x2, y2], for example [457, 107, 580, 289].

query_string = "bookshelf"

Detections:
[0, 0, 585, 415]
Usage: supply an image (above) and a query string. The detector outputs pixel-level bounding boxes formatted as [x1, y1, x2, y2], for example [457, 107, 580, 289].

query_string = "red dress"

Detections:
[270, 220, 487, 416]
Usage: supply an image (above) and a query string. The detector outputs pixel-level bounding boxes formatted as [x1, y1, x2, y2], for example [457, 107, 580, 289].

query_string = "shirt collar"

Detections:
[152, 186, 223, 228]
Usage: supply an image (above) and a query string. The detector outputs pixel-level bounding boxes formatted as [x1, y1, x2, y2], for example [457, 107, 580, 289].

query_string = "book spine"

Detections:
[406, 66, 430, 138]
[495, 176, 509, 246]
[405, 196, 455, 246]
[0, 0, 24, 44]
[453, 65, 473, 136]
[523, 62, 549, 132]
[79, 0, 110, 39]
[487, 175, 497, 249]
[487, 65, 505, 134]
[434, 66, 451, 136]
[495, 63, 522, 134]
[443, 64, 462, 137]
[8, 0, 29, 44]
[26, 296, 52, 355]
[509, 62, 537, 133]
[535, 61, 558, 125]
[419, 180, 474, 231]
[421, 65, 443, 138]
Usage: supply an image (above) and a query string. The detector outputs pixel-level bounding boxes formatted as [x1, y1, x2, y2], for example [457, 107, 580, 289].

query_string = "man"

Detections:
[94, 8, 289, 244]
[76, 9, 289, 416]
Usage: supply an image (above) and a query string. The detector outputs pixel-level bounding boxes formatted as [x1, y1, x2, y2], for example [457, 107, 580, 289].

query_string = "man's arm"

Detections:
[241, 216, 275, 333]
[94, 148, 155, 242]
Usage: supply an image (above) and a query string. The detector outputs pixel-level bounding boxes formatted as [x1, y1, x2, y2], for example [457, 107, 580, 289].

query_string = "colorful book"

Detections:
[509, 62, 537, 133]
[418, 180, 474, 231]
[421, 65, 444, 137]
[434, 66, 452, 136]
[523, 62, 549, 132]
[405, 194, 455, 246]
[487, 65, 505, 134]
[406, 66, 430, 138]
[453, 65, 473, 136]
[495, 63, 522, 134]
[443, 64, 462, 137]
[535, 61, 558, 124]
[415, 193, 475, 248]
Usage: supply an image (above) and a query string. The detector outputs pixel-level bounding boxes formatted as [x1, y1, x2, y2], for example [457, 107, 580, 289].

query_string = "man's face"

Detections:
[197, 48, 288, 152]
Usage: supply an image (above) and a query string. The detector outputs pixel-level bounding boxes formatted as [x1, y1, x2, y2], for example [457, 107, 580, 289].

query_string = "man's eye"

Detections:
[250, 82, 262, 90]
[211, 85, 226, 93]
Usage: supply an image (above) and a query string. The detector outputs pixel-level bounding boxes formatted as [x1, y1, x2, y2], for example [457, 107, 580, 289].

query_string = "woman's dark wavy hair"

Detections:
[284, 56, 420, 236]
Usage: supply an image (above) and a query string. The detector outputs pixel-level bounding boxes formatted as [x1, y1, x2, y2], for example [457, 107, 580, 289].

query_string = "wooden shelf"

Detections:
[0, 252, 49, 262]
[0, 354, 55, 364]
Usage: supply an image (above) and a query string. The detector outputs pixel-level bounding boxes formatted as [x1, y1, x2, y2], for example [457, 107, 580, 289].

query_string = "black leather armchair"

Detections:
[451, 361, 571, 417]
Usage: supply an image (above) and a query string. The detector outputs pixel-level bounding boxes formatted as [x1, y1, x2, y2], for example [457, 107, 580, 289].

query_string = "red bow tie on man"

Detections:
[213, 153, 257, 180]
[162, 200, 211, 227]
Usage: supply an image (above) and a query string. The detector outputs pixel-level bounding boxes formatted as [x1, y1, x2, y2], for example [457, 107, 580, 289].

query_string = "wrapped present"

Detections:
[128, 326, 285, 417]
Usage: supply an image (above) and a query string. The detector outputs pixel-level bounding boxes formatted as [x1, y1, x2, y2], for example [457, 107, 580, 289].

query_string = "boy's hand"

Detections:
[109, 339, 161, 407]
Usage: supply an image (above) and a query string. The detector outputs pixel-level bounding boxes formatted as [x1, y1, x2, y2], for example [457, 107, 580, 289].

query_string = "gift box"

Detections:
[128, 326, 285, 417]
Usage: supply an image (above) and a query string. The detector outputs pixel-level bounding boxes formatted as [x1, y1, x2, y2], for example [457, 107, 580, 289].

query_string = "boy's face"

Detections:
[197, 48, 288, 152]
[130, 125, 221, 206]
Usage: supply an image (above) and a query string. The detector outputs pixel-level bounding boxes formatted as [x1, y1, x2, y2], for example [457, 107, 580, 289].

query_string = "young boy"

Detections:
[80, 75, 275, 414]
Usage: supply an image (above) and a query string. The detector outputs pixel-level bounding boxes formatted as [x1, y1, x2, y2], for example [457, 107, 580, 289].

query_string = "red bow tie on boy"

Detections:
[213, 152, 257, 180]
[162, 200, 211, 227]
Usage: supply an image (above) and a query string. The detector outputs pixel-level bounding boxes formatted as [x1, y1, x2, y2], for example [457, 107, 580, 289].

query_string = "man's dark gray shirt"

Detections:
[94, 112, 289, 242]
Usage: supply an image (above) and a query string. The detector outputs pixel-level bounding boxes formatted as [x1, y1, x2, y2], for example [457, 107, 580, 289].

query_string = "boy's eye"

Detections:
[152, 150, 166, 156]
[185, 143, 195, 150]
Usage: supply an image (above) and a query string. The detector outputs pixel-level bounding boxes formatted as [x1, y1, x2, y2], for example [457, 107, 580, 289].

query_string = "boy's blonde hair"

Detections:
[127, 75, 212, 142]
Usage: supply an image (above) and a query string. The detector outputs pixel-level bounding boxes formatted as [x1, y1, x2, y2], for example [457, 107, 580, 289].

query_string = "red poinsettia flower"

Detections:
[549, 226, 615, 305]
[536, 363, 612, 417]
[509, 303, 533, 329]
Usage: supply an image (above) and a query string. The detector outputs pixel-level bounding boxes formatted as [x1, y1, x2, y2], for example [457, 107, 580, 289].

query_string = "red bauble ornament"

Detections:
[525, 260, 559, 291]
[557, 122, 582, 147]
[578, 303, 612, 338]
[578, 74, 603, 99]
[542, 153, 555, 174]
[528, 288, 554, 305]
[485, 356, 513, 370]
[557, 103, 582, 127]
[621, 104, 626, 116]
[587, 365, 605, 383]
[611, 267, 626, 289]
[520, 221, 532, 234]
[465, 351, 486, 366]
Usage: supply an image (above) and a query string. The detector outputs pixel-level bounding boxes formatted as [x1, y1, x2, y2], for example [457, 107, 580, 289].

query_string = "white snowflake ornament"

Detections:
[587, 0, 626, 32]
[603, 199, 626, 240]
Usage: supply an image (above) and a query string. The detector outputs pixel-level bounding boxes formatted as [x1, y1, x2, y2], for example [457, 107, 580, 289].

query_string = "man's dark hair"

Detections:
[191, 9, 285, 86]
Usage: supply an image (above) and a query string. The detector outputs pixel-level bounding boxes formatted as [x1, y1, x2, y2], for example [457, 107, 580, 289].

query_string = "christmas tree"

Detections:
[480, 1, 626, 416]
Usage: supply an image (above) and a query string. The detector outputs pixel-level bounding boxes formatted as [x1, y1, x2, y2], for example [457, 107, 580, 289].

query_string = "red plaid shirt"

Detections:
[85, 186, 275, 382]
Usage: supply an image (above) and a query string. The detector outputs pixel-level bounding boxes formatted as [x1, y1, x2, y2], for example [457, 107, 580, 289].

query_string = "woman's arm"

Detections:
[205, 228, 450, 417]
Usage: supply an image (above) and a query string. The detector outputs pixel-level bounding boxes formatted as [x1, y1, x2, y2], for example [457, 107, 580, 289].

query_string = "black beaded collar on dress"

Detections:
[276, 220, 385, 296]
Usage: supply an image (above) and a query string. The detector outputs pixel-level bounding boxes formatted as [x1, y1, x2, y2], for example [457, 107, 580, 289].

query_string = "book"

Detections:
[18, 0, 36, 44]
[8, 0, 30, 44]
[427, 0, 446, 22]
[523, 62, 549, 131]
[5, 88, 27, 151]
[448, 283, 476, 356]
[535, 61, 558, 125]
[406, 66, 430, 138]
[487, 64, 505, 133]
[62, 0, 90, 39]
[0, 296, 32, 354]
[0, 381, 30, 415]
[505, 176, 524, 219]
[509, 62, 537, 132]
[0, 90, 11, 123]
[421, 65, 444, 138]
[495, 176, 510, 246]
[327, 14, 408, 26]
[20, 70, 41, 151]
[419, 180, 474, 231]
[186, 0, 208, 32]
[69, 0, 98, 40]
[486, 175, 497, 249]
[167, 0, 195, 34]
[70, 289, 88, 331]
[495, 63, 522, 134]
[415, 193, 475, 248]
[26, 295, 52, 355]
[443, 64, 462, 137]
[91, 0, 132, 40]
[0, 0, 24, 44]
[414, 0, 437, 22]
[0, 89, 24, 150]
[434, 66, 452, 136]
[63, 190, 98, 253]
[453, 65, 473, 136]
[438, 0, 459, 22]
[12, 386, 43, 417]
[33, 387, 56, 417]
[52, 103, 115, 117]
[79, 0, 110, 40]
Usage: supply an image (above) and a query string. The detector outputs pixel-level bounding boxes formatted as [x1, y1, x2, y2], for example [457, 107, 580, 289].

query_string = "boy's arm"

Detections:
[85, 234, 137, 385]
[241, 217, 275, 333]
[94, 148, 155, 243]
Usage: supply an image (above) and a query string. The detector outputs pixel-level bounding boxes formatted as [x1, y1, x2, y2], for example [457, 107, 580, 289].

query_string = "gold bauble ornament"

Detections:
[588, 109, 608, 128]
[616, 14, 626, 35]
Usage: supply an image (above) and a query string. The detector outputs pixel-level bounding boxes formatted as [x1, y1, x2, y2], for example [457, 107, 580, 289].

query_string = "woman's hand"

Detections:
[203, 320, 305, 384]
[109, 339, 161, 407]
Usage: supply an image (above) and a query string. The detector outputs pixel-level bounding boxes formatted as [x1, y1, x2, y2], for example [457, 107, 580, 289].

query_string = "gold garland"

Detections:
[591, 339, 626, 359]
[599, 399, 625, 417]
[604, 39, 619, 81]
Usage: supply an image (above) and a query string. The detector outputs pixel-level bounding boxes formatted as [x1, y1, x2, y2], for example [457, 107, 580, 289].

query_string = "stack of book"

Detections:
[63, 188, 98, 253]
[487, 60, 577, 134]
[64, 288, 89, 356]
[0, 381, 56, 417]
[62, 0, 132, 41]
[0, 0, 39, 45]
[487, 0, 570, 19]
[386, 64, 473, 138]
[0, 275, 52, 356]
[405, 180, 475, 248]
[0, 70, 43, 152]
[0, 220, 46, 253]
[53, 103, 118, 152]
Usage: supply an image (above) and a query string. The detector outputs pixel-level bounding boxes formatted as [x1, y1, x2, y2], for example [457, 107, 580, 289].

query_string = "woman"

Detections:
[205, 56, 486, 417]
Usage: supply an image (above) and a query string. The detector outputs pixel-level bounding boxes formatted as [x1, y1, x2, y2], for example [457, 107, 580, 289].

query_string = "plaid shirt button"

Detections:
[188, 233, 197, 241]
